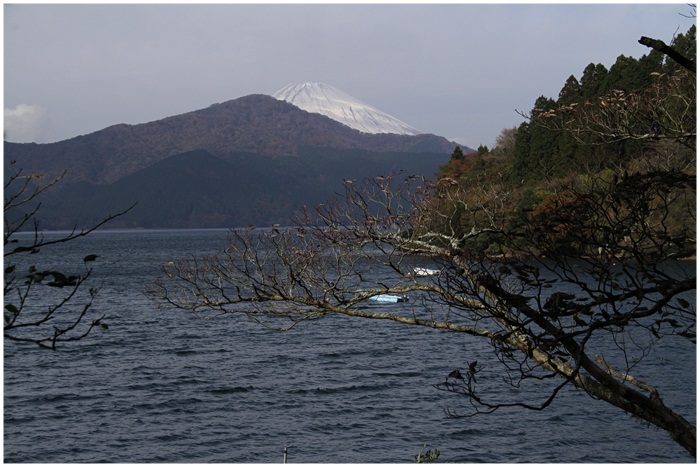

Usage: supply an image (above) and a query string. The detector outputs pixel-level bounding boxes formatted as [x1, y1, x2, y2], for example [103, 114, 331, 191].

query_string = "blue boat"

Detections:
[368, 294, 408, 303]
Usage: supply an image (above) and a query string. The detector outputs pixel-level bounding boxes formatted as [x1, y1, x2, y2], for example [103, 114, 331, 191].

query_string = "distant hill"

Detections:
[4, 93, 469, 229]
[32, 148, 449, 229]
[5, 94, 466, 185]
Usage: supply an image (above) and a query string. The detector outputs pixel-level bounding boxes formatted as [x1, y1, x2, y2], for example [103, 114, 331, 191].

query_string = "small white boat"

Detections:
[413, 267, 440, 277]
[368, 294, 409, 303]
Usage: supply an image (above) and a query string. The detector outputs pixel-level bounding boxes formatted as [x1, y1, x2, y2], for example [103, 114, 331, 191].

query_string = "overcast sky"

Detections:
[4, 3, 695, 148]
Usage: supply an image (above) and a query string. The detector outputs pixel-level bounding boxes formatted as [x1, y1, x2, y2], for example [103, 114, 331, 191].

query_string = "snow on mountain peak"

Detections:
[272, 82, 422, 136]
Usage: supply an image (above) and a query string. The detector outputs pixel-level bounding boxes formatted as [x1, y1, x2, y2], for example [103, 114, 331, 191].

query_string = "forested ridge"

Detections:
[437, 25, 696, 258]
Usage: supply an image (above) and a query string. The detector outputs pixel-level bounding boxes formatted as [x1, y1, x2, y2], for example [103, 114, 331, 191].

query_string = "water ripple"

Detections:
[4, 230, 695, 463]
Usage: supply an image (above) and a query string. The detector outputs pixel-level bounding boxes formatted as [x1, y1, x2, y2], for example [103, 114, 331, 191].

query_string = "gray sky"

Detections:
[4, 3, 695, 148]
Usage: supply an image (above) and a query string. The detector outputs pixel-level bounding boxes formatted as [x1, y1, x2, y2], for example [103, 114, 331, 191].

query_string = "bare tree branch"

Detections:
[4, 161, 136, 349]
[639, 36, 696, 72]
[149, 167, 695, 456]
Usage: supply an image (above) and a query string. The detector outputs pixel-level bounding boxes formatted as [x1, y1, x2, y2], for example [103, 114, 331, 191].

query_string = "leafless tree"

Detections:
[492, 126, 518, 155]
[535, 69, 696, 150]
[4, 160, 134, 349]
[150, 163, 695, 457]
[150, 34, 695, 458]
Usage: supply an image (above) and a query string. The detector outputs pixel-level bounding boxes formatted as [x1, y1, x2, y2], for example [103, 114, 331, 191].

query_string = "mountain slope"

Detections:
[273, 82, 421, 135]
[5, 94, 463, 185]
[36, 148, 450, 229]
[5, 91, 469, 229]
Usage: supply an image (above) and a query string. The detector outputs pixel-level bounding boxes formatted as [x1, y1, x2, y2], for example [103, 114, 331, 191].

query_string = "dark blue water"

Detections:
[4, 230, 696, 462]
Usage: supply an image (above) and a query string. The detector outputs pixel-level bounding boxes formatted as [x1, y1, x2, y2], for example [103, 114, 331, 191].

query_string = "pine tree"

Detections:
[557, 75, 582, 104]
[580, 63, 608, 100]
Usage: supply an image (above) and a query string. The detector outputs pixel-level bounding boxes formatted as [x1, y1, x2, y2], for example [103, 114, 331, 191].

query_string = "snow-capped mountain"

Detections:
[272, 82, 422, 136]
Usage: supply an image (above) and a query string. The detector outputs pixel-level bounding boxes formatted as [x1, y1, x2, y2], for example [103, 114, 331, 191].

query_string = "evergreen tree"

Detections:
[511, 121, 532, 183]
[512, 97, 562, 182]
[557, 75, 582, 104]
[637, 49, 665, 79]
[580, 63, 608, 100]
[602, 54, 649, 93]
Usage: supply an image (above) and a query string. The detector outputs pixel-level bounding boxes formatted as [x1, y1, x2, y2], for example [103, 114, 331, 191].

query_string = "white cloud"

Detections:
[4, 104, 50, 143]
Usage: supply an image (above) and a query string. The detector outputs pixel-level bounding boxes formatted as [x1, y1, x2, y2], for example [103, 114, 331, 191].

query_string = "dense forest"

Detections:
[436, 25, 696, 258]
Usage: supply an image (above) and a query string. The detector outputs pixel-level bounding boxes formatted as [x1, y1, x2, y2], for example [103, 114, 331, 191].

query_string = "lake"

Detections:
[4, 229, 696, 462]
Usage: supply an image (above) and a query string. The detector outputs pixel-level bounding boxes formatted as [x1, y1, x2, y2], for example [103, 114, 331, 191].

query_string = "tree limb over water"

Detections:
[149, 35, 696, 458]
[150, 166, 695, 457]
